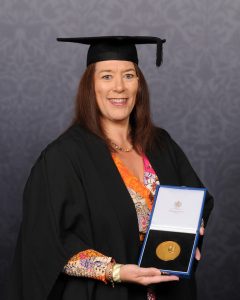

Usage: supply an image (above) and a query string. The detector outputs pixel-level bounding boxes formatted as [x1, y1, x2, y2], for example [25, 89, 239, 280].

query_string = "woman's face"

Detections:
[94, 60, 138, 125]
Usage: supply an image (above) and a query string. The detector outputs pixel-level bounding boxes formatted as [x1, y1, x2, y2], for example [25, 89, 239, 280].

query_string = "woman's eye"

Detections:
[124, 73, 135, 79]
[102, 74, 112, 80]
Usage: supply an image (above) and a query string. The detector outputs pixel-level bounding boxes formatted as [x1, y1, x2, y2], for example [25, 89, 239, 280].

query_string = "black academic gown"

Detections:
[7, 125, 213, 300]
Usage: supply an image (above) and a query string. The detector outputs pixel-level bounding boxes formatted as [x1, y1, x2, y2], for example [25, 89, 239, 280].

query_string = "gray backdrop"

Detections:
[1, 0, 240, 299]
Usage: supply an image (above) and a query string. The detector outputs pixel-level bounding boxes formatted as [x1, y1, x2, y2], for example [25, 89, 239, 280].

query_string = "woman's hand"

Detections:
[119, 264, 179, 286]
[195, 225, 204, 261]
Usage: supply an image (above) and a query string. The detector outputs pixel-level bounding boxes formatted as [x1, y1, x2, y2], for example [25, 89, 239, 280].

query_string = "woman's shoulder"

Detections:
[48, 124, 102, 152]
[153, 126, 173, 147]
[36, 124, 96, 166]
[154, 127, 171, 138]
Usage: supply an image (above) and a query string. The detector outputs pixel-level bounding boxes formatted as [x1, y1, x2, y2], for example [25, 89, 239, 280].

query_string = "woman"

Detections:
[8, 36, 213, 300]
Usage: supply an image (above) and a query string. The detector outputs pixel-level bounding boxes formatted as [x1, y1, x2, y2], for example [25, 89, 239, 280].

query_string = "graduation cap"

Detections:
[56, 36, 166, 67]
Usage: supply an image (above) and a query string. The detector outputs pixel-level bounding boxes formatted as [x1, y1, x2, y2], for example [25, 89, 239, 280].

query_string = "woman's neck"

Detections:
[101, 119, 131, 145]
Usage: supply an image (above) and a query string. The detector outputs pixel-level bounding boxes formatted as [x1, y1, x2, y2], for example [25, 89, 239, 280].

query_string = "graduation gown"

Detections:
[7, 125, 213, 300]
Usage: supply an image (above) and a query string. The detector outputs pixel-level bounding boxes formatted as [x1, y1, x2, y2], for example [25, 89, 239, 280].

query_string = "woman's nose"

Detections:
[113, 76, 125, 92]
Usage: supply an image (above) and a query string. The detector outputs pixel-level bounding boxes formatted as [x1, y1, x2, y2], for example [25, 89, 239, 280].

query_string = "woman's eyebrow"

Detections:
[123, 68, 136, 72]
[98, 70, 113, 73]
[98, 68, 136, 74]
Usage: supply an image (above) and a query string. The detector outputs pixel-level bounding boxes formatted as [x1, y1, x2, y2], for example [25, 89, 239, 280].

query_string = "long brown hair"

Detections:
[71, 63, 156, 153]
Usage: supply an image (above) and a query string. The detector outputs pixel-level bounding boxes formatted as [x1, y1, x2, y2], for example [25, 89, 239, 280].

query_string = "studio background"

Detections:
[1, 0, 240, 299]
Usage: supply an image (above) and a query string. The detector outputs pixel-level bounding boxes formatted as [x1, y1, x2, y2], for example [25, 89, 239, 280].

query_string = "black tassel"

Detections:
[156, 38, 166, 67]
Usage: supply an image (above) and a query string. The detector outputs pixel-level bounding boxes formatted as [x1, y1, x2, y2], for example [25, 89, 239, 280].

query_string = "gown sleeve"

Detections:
[7, 144, 100, 300]
[167, 135, 214, 226]
[158, 130, 214, 276]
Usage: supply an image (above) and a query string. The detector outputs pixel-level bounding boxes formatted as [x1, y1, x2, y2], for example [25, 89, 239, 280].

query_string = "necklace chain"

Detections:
[111, 141, 133, 152]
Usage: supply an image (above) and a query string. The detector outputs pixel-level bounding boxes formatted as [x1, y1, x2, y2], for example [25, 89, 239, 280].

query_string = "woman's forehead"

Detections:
[94, 60, 135, 72]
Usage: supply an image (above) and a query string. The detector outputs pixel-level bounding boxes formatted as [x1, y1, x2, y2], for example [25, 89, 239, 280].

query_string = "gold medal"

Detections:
[156, 241, 181, 261]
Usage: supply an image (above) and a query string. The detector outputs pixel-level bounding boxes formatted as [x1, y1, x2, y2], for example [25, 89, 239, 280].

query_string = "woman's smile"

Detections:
[108, 97, 128, 106]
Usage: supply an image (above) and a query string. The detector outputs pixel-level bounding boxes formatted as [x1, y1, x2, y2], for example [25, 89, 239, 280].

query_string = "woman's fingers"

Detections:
[200, 226, 205, 235]
[120, 264, 179, 285]
[138, 274, 179, 286]
[155, 275, 179, 283]
[194, 226, 204, 260]
[195, 247, 201, 260]
[139, 267, 161, 277]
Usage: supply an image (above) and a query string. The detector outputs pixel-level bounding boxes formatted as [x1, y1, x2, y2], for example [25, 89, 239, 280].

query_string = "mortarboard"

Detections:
[56, 36, 166, 67]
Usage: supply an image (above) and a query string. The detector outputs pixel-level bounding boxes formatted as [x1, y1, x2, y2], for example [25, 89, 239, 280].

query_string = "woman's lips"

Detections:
[108, 98, 128, 106]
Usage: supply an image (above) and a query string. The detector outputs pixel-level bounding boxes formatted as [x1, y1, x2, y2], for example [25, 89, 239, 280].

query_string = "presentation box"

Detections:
[138, 185, 206, 277]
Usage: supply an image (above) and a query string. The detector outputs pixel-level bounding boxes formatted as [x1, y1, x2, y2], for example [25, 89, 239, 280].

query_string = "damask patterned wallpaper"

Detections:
[0, 0, 239, 299]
